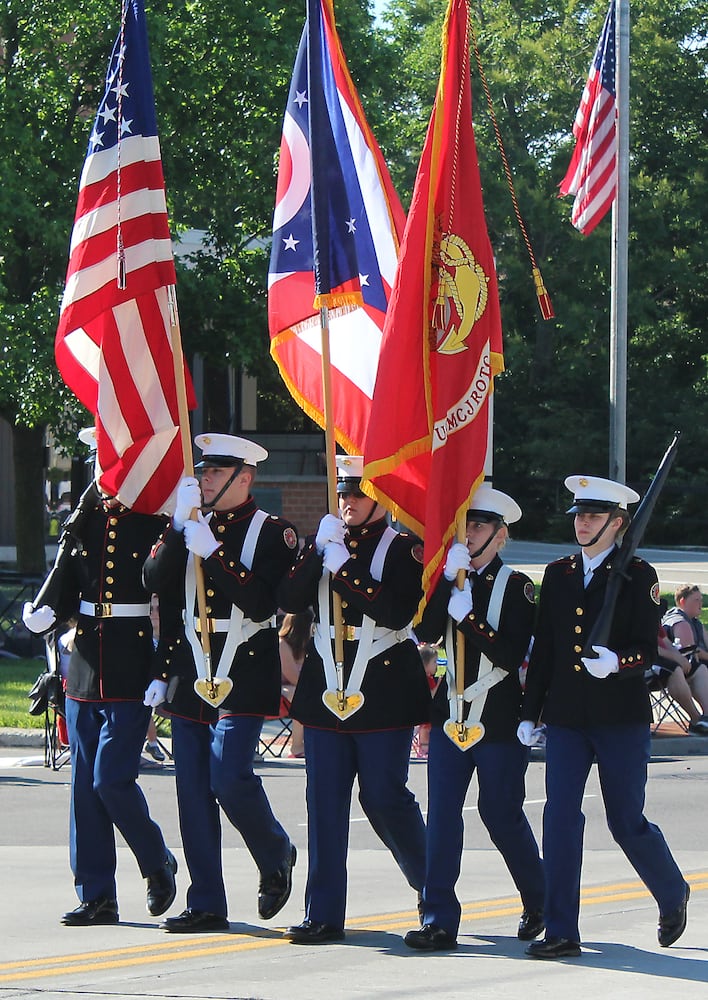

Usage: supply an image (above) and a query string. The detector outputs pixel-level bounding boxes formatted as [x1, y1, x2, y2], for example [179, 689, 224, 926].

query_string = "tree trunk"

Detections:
[13, 423, 48, 575]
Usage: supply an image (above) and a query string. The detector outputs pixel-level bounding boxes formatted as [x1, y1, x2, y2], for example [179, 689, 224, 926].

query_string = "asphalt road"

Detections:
[0, 741, 706, 999]
[505, 540, 708, 592]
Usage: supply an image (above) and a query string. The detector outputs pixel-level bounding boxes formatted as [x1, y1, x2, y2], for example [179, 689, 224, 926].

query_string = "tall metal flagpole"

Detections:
[609, 0, 629, 482]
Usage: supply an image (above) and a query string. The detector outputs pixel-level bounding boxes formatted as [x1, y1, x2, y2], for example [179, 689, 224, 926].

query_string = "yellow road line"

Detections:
[1, 872, 705, 983]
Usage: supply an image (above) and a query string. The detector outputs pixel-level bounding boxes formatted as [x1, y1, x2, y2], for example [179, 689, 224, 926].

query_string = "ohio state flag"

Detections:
[363, 0, 503, 607]
[268, 0, 405, 456]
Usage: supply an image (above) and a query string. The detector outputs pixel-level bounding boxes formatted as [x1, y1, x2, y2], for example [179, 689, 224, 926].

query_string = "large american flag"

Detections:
[559, 2, 617, 235]
[55, 0, 191, 514]
[268, 0, 405, 457]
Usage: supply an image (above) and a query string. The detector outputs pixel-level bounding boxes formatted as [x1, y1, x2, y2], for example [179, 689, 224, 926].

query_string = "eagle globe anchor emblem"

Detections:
[432, 233, 490, 354]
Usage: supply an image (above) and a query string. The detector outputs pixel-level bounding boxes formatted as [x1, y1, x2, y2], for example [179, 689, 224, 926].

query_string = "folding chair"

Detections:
[258, 694, 294, 758]
[645, 667, 690, 735]
[44, 695, 71, 770]
[43, 631, 71, 770]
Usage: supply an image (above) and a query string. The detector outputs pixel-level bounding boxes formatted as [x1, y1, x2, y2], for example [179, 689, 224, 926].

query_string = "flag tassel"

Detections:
[532, 266, 555, 320]
[470, 22, 554, 321]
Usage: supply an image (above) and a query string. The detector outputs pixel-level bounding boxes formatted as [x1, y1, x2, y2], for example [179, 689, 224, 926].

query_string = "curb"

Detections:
[0, 728, 45, 748]
[2, 729, 708, 756]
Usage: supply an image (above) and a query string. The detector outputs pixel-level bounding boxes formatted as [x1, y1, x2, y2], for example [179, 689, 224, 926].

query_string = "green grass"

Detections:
[0, 656, 172, 738]
[0, 658, 48, 729]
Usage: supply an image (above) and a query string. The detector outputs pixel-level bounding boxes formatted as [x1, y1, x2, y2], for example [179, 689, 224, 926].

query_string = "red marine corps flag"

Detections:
[55, 0, 194, 514]
[363, 0, 503, 607]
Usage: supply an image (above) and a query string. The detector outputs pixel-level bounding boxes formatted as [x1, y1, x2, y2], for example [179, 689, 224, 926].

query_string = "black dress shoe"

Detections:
[658, 883, 690, 947]
[517, 908, 545, 941]
[61, 896, 119, 926]
[258, 843, 296, 919]
[285, 919, 345, 944]
[526, 935, 581, 959]
[146, 850, 178, 916]
[404, 923, 457, 951]
[161, 908, 229, 933]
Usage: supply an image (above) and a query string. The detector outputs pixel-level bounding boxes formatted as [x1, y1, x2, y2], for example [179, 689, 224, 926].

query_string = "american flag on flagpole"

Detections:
[268, 0, 405, 456]
[55, 0, 193, 514]
[559, 1, 617, 235]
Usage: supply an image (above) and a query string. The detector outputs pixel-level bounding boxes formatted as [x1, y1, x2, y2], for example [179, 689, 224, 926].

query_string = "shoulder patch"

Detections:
[411, 543, 424, 564]
[524, 581, 535, 604]
[650, 582, 661, 606]
[283, 527, 298, 550]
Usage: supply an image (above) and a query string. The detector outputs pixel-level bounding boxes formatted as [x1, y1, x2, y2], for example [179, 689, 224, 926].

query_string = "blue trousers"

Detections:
[422, 726, 545, 935]
[543, 723, 686, 942]
[302, 727, 427, 930]
[65, 696, 167, 901]
[210, 715, 291, 876]
[171, 716, 227, 916]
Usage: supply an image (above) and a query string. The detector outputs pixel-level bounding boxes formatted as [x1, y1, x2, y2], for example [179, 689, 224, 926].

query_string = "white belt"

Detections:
[190, 615, 275, 634]
[79, 600, 150, 619]
[328, 624, 411, 644]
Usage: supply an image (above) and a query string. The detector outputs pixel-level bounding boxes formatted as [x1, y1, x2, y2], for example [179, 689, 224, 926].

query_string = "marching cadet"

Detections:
[404, 485, 544, 952]
[143, 582, 225, 933]
[143, 434, 298, 929]
[519, 475, 690, 958]
[278, 455, 430, 944]
[23, 428, 176, 926]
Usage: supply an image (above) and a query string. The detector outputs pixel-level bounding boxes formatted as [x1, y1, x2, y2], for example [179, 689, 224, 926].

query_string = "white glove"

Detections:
[443, 542, 471, 581]
[22, 602, 56, 634]
[517, 720, 546, 747]
[173, 476, 201, 530]
[143, 679, 168, 708]
[447, 580, 473, 622]
[184, 512, 219, 559]
[582, 645, 619, 678]
[323, 541, 349, 575]
[315, 513, 347, 553]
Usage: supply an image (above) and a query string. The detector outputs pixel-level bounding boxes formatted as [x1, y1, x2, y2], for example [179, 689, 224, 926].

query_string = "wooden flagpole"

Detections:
[319, 305, 346, 704]
[167, 285, 215, 692]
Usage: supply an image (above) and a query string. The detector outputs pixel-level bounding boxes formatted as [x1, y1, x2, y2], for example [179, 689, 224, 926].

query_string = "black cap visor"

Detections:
[195, 455, 245, 471]
[337, 477, 365, 497]
[567, 499, 621, 514]
[466, 509, 503, 524]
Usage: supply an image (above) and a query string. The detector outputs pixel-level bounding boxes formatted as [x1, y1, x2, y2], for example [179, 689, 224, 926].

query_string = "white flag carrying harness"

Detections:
[314, 526, 414, 720]
[184, 508, 274, 684]
[444, 564, 512, 749]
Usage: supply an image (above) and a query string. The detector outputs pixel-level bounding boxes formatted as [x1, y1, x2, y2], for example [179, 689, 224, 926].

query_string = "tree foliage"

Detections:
[379, 0, 707, 542]
[1, 0, 707, 565]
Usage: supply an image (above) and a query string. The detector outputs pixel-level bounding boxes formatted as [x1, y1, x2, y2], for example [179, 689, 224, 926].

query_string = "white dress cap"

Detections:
[194, 433, 268, 467]
[77, 426, 96, 450]
[467, 483, 522, 524]
[564, 475, 640, 512]
[335, 454, 364, 480]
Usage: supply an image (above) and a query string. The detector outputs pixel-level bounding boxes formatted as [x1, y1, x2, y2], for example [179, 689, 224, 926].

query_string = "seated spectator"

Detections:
[279, 611, 314, 758]
[663, 584, 708, 661]
[649, 627, 708, 735]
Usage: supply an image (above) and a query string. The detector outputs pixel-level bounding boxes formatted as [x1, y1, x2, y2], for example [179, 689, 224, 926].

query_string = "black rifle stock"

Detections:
[32, 481, 100, 611]
[582, 431, 681, 658]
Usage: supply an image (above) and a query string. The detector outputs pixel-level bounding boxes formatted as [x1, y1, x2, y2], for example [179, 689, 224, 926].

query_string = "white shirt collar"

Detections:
[582, 544, 615, 575]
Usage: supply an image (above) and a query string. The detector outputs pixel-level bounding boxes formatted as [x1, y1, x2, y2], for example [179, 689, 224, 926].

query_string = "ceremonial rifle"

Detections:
[31, 481, 100, 611]
[582, 431, 681, 658]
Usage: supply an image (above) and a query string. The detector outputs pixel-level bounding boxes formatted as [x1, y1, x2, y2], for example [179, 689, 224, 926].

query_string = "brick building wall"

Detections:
[256, 476, 328, 537]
